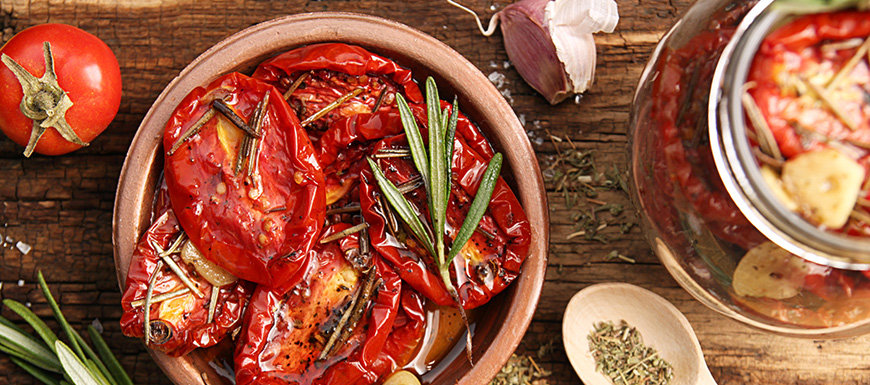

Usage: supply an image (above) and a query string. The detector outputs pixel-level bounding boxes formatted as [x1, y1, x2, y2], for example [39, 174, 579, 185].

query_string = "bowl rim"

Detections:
[112, 11, 549, 385]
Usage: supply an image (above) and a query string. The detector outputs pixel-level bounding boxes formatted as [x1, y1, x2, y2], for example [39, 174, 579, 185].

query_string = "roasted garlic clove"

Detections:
[180, 239, 238, 287]
[732, 242, 809, 300]
[781, 148, 865, 229]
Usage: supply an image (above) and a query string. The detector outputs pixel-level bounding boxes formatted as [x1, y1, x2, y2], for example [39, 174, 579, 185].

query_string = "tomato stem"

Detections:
[0, 41, 88, 157]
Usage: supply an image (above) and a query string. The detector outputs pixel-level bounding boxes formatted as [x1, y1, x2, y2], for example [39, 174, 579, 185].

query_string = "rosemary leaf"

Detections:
[283, 72, 309, 100]
[447, 153, 503, 264]
[301, 88, 363, 126]
[396, 93, 429, 192]
[443, 97, 459, 216]
[427, 77, 447, 265]
[0, 323, 62, 373]
[444, 97, 458, 171]
[167, 108, 215, 156]
[366, 157, 436, 257]
[55, 340, 101, 385]
[72, 332, 116, 385]
[2, 299, 60, 353]
[0, 315, 36, 340]
[426, 78, 443, 156]
[83, 358, 112, 385]
[9, 356, 61, 385]
[87, 326, 133, 385]
[213, 99, 260, 138]
[37, 272, 86, 362]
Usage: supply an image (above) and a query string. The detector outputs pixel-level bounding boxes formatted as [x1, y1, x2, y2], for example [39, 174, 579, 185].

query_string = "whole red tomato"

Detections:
[0, 23, 122, 156]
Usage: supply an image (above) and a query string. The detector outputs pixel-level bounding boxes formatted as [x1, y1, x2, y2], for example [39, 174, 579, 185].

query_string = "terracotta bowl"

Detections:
[112, 12, 548, 385]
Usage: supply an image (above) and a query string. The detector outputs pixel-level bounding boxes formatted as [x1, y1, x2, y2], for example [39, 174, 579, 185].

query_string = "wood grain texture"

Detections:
[0, 0, 867, 384]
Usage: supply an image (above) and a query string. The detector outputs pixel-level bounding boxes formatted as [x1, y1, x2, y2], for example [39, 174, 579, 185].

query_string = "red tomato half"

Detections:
[235, 224, 425, 385]
[120, 181, 252, 356]
[163, 72, 326, 294]
[0, 23, 121, 155]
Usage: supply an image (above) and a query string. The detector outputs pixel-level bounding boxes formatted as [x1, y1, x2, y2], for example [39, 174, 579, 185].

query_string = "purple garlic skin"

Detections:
[500, 0, 573, 104]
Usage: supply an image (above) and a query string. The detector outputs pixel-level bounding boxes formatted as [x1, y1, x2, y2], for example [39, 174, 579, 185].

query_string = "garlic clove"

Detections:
[781, 148, 865, 229]
[546, 0, 619, 95]
[500, 0, 572, 104]
[451, 0, 618, 104]
[180, 239, 239, 287]
[548, 25, 597, 95]
[732, 241, 809, 300]
[546, 0, 619, 34]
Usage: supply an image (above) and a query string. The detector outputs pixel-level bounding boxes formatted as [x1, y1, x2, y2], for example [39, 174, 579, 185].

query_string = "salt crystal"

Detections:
[518, 114, 526, 126]
[91, 319, 104, 334]
[15, 241, 31, 255]
[25, 302, 31, 308]
[500, 88, 514, 103]
[489, 4, 497, 11]
[503, 61, 511, 69]
[5, 236, 13, 243]
[17, 279, 23, 287]
[488, 71, 505, 88]
[574, 94, 583, 104]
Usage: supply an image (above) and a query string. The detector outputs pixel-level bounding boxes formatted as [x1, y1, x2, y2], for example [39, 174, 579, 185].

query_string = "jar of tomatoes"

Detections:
[629, 0, 870, 336]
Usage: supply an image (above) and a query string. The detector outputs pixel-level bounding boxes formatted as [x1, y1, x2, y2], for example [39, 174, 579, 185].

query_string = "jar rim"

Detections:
[708, 0, 870, 269]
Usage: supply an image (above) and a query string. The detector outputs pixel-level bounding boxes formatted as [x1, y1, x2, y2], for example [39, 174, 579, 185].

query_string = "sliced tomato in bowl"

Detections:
[163, 72, 326, 294]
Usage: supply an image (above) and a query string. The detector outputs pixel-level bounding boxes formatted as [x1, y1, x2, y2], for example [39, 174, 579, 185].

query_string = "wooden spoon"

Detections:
[562, 283, 717, 385]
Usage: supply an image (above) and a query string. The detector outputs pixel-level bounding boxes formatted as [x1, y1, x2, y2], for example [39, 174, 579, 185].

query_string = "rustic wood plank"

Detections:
[1, 0, 866, 384]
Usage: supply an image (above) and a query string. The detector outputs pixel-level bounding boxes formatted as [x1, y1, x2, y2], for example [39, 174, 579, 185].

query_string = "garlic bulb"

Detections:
[449, 0, 619, 104]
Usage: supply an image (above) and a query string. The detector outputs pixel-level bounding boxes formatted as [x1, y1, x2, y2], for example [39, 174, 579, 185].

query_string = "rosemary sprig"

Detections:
[367, 77, 503, 364]
[448, 153, 501, 264]
[0, 271, 134, 385]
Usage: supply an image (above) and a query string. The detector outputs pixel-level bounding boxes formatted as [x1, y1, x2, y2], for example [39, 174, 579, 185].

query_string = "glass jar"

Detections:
[629, 0, 870, 336]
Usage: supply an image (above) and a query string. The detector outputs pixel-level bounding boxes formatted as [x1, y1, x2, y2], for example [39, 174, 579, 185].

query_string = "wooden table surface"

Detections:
[1, 0, 868, 384]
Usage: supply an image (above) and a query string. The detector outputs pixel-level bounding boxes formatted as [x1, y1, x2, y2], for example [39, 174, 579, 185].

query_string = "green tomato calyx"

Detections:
[1, 41, 88, 157]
